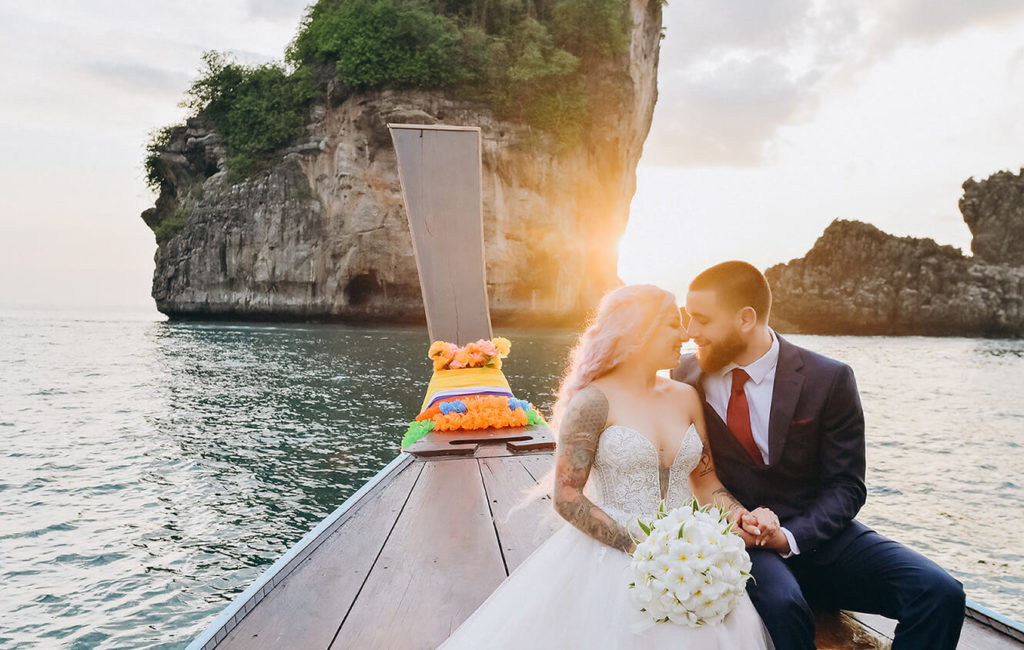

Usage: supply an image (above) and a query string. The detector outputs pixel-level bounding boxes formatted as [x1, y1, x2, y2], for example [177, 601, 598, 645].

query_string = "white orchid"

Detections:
[628, 498, 753, 629]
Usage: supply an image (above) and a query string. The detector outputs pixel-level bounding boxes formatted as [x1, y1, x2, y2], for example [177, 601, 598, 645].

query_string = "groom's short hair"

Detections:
[690, 261, 772, 323]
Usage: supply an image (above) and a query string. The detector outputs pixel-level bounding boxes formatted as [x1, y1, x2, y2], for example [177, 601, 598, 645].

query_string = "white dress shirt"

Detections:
[701, 330, 801, 556]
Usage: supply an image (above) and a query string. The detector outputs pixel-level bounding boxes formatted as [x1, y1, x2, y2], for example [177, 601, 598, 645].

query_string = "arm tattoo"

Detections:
[696, 447, 715, 477]
[710, 486, 744, 513]
[553, 388, 634, 553]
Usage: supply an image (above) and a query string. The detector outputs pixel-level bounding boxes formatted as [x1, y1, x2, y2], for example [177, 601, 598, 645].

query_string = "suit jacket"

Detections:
[671, 334, 870, 562]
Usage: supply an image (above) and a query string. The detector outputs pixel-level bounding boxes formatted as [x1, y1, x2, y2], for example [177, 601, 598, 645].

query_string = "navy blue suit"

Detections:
[672, 335, 965, 650]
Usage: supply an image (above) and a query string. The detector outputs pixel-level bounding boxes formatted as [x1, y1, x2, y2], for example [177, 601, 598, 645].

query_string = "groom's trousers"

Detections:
[746, 530, 965, 650]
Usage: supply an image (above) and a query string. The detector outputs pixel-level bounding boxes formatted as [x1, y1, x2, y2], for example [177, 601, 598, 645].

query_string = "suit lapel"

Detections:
[675, 355, 751, 462]
[767, 335, 805, 466]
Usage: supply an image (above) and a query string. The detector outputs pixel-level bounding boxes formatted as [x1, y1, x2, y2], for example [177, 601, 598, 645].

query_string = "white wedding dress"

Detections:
[438, 424, 774, 649]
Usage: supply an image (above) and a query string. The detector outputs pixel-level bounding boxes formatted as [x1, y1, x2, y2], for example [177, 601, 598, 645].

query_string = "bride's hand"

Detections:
[727, 508, 763, 545]
[749, 507, 781, 547]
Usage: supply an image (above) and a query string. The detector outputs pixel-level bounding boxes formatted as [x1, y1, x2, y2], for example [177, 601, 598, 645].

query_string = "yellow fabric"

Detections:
[420, 367, 512, 412]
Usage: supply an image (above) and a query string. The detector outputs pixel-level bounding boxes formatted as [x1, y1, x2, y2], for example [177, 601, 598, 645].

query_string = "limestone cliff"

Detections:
[765, 170, 1024, 337]
[142, 0, 663, 324]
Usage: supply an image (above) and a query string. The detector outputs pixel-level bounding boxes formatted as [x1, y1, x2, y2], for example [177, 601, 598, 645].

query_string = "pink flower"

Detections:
[478, 340, 498, 357]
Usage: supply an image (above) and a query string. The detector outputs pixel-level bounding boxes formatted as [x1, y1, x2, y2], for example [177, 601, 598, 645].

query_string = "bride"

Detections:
[439, 285, 777, 649]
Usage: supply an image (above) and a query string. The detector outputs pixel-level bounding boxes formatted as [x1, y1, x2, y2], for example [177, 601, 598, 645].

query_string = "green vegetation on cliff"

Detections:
[145, 0, 630, 190]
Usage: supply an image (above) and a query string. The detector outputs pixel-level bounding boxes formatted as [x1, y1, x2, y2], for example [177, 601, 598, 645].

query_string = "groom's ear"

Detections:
[737, 305, 758, 332]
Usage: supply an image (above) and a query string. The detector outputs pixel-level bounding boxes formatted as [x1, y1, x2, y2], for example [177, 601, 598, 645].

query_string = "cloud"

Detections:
[647, 55, 822, 166]
[647, 0, 1024, 167]
[246, 0, 311, 22]
[877, 0, 1024, 43]
[85, 61, 192, 98]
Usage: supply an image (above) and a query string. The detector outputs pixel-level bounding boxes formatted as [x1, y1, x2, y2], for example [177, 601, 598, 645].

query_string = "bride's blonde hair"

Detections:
[551, 284, 678, 428]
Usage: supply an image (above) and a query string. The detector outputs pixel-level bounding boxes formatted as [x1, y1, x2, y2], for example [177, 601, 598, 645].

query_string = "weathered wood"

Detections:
[958, 619, 1024, 650]
[390, 124, 491, 346]
[406, 439, 480, 458]
[847, 612, 895, 642]
[218, 462, 423, 649]
[815, 611, 889, 649]
[406, 424, 553, 459]
[506, 423, 556, 452]
[331, 459, 507, 649]
[828, 608, 1024, 650]
[479, 456, 564, 572]
[966, 606, 1024, 646]
[515, 452, 554, 483]
[196, 447, 1023, 650]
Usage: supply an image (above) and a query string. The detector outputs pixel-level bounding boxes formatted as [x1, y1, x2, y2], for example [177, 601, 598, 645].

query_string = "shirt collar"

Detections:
[718, 329, 779, 385]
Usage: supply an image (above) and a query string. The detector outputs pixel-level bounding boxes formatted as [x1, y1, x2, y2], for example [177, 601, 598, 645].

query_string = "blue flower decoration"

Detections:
[439, 399, 467, 415]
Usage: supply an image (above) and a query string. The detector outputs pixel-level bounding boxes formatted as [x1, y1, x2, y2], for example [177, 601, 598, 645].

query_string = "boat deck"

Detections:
[189, 431, 1024, 650]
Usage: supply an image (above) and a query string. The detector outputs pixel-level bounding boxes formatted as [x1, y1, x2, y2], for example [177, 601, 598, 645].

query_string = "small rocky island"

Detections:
[766, 169, 1024, 337]
[142, 0, 663, 324]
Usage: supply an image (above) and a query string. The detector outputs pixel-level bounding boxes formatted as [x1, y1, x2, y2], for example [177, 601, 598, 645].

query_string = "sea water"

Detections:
[0, 307, 1021, 648]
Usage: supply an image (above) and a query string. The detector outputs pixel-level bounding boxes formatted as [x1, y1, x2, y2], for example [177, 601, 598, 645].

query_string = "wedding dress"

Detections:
[438, 424, 774, 649]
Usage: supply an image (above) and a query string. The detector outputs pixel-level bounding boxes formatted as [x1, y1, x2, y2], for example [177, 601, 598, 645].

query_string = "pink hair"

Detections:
[551, 284, 678, 428]
[512, 284, 678, 513]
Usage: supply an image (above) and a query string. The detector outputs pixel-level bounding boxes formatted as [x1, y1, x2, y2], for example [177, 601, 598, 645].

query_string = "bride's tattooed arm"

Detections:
[553, 386, 635, 554]
[696, 444, 745, 512]
[683, 387, 775, 543]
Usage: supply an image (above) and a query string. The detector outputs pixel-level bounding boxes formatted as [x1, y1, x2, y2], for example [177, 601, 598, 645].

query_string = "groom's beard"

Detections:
[696, 329, 746, 373]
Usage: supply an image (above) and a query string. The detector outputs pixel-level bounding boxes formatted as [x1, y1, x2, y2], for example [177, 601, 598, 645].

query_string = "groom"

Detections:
[671, 261, 965, 650]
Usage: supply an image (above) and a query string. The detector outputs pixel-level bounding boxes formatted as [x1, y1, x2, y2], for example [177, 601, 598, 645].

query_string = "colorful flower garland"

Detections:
[401, 337, 545, 448]
[428, 337, 511, 370]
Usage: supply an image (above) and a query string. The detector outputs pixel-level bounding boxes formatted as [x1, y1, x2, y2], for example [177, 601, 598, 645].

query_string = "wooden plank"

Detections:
[479, 456, 564, 572]
[958, 618, 1024, 650]
[406, 425, 552, 459]
[218, 462, 423, 649]
[847, 611, 895, 640]
[390, 125, 491, 346]
[506, 424, 556, 453]
[844, 609, 1024, 649]
[331, 459, 507, 649]
[815, 612, 888, 649]
[405, 438, 479, 458]
[515, 453, 554, 483]
[967, 604, 1024, 645]
[472, 442, 521, 459]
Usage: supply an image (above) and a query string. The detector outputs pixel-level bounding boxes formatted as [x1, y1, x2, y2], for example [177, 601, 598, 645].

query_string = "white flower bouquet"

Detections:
[628, 499, 752, 629]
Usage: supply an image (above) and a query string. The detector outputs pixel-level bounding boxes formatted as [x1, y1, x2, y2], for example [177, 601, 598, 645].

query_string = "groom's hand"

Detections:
[727, 508, 763, 547]
[749, 507, 781, 547]
[745, 506, 791, 554]
[760, 527, 792, 554]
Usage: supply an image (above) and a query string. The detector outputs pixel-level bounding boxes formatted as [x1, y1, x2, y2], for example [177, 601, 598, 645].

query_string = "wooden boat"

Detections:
[185, 125, 1024, 650]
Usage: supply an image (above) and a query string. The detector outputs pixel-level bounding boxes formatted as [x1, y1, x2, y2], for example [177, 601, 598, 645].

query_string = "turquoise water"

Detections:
[0, 307, 1021, 648]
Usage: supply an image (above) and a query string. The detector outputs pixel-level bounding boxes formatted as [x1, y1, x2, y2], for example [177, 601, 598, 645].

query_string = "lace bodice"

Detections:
[589, 424, 703, 536]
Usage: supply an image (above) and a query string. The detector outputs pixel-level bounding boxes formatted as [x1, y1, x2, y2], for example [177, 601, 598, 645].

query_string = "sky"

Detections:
[1, 1, 1023, 311]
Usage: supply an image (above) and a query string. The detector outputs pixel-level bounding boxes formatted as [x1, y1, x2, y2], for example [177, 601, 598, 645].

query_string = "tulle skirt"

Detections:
[438, 524, 774, 649]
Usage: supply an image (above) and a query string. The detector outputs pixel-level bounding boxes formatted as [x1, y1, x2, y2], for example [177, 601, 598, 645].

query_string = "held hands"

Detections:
[729, 507, 790, 554]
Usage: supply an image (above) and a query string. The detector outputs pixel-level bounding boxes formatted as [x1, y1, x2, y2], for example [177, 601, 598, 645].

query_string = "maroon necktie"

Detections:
[727, 369, 764, 465]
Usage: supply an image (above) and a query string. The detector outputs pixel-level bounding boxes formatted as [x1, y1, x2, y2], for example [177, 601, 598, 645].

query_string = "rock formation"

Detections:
[960, 169, 1024, 266]
[141, 0, 663, 325]
[766, 169, 1024, 337]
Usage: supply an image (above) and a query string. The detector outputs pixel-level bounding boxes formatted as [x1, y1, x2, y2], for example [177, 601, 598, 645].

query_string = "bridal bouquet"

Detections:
[628, 499, 752, 629]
